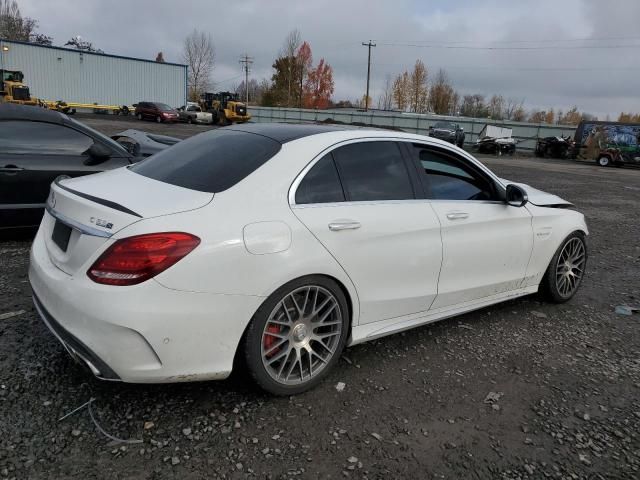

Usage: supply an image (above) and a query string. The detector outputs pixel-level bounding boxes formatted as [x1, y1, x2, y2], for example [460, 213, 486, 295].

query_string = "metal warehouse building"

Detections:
[0, 39, 187, 107]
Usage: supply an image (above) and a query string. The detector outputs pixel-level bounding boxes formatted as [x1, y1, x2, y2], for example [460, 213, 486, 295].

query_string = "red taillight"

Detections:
[87, 232, 200, 286]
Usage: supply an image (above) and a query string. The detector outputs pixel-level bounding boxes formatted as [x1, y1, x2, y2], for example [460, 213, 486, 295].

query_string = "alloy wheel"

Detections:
[261, 285, 343, 386]
[555, 237, 586, 298]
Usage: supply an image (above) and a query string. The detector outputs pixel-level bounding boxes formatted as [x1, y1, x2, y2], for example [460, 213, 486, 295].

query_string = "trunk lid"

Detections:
[43, 167, 213, 275]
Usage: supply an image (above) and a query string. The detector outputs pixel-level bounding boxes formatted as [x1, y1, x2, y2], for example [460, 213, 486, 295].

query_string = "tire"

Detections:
[540, 232, 587, 303]
[137, 113, 143, 121]
[597, 156, 610, 167]
[156, 116, 162, 123]
[187, 116, 193, 124]
[243, 276, 350, 395]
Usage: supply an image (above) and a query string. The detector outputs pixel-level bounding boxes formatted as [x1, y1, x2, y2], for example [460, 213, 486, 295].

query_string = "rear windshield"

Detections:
[130, 129, 282, 193]
[434, 122, 455, 130]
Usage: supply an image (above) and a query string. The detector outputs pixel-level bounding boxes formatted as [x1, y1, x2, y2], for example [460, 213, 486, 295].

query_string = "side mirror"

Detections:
[85, 143, 112, 165]
[506, 184, 528, 207]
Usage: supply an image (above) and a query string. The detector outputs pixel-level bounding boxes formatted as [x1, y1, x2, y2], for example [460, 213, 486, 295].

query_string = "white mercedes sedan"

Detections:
[29, 124, 588, 395]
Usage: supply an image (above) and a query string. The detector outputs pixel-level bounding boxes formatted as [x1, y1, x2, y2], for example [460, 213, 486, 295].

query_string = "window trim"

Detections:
[289, 137, 422, 207]
[0, 119, 97, 157]
[407, 143, 506, 202]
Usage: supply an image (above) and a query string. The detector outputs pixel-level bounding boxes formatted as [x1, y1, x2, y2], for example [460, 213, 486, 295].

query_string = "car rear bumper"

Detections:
[29, 226, 264, 383]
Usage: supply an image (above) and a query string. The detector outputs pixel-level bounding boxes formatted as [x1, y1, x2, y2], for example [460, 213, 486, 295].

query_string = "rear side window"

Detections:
[131, 129, 281, 193]
[295, 154, 345, 204]
[0, 120, 93, 155]
[332, 141, 414, 201]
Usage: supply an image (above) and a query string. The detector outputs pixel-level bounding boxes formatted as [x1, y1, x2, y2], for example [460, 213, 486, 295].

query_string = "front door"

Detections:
[292, 141, 443, 324]
[408, 143, 534, 310]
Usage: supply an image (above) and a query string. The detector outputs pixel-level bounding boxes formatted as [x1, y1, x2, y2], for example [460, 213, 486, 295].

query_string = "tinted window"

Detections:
[415, 147, 497, 201]
[295, 154, 345, 204]
[131, 129, 281, 193]
[332, 142, 414, 201]
[155, 103, 173, 111]
[0, 120, 93, 155]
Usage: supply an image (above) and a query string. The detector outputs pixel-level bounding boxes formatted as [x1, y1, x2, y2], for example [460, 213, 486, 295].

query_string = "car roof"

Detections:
[0, 103, 69, 124]
[225, 122, 357, 143]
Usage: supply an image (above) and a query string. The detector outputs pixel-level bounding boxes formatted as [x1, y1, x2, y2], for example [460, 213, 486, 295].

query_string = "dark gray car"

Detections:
[428, 121, 465, 148]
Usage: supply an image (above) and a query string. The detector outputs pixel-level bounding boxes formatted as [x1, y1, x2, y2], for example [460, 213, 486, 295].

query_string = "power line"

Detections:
[362, 40, 376, 111]
[375, 35, 640, 45]
[239, 54, 254, 104]
[377, 42, 640, 50]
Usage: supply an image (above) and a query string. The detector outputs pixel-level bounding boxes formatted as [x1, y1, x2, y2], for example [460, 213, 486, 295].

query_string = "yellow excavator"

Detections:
[0, 69, 43, 106]
[199, 91, 251, 125]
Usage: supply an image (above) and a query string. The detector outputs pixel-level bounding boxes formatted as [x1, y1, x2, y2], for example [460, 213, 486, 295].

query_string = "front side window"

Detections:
[131, 129, 281, 193]
[295, 154, 345, 204]
[0, 121, 94, 155]
[331, 141, 415, 202]
[413, 146, 498, 201]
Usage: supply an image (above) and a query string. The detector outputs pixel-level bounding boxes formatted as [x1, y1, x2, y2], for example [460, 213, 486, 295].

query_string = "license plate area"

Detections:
[52, 220, 72, 252]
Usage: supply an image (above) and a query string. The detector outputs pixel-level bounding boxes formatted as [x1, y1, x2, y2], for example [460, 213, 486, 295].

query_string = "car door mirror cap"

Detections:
[506, 184, 528, 207]
[85, 143, 112, 165]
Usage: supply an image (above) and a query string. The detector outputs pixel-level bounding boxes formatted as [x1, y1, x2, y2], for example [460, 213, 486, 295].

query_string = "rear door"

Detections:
[407, 143, 534, 309]
[292, 140, 443, 325]
[0, 120, 129, 228]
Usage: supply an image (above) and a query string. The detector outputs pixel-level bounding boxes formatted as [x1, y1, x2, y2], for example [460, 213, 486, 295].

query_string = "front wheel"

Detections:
[156, 116, 162, 123]
[243, 276, 349, 395]
[136, 113, 143, 121]
[540, 232, 587, 303]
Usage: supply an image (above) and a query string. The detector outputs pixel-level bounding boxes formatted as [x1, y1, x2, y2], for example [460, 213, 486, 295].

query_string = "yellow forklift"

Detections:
[0, 69, 43, 106]
[199, 91, 251, 125]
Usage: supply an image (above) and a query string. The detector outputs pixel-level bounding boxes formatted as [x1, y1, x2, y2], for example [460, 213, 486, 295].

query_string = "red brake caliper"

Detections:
[264, 325, 282, 357]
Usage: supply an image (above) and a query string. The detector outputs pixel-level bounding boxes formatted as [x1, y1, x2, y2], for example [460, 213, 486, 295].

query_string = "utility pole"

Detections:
[239, 54, 253, 104]
[362, 40, 376, 111]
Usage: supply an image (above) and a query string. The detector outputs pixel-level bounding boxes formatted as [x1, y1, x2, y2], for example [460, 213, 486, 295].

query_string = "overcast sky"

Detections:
[18, 0, 640, 117]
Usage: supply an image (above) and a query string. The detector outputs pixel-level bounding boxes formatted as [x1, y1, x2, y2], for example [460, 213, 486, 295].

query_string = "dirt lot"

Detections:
[1, 117, 639, 479]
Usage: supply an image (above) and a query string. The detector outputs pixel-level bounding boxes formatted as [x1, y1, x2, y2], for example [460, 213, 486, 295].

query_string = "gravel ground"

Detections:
[1, 118, 639, 479]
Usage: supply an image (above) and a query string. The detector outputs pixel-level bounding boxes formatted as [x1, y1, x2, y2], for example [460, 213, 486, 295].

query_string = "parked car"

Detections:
[428, 121, 465, 147]
[134, 102, 179, 123]
[474, 124, 517, 156]
[0, 104, 135, 230]
[177, 102, 213, 124]
[30, 123, 588, 395]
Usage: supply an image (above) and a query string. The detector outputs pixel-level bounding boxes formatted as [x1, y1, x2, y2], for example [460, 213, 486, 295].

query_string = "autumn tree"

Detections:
[295, 41, 312, 107]
[528, 110, 547, 123]
[392, 71, 410, 111]
[408, 59, 428, 113]
[557, 106, 582, 125]
[182, 30, 215, 101]
[618, 112, 640, 122]
[545, 108, 555, 124]
[428, 69, 456, 115]
[303, 58, 334, 109]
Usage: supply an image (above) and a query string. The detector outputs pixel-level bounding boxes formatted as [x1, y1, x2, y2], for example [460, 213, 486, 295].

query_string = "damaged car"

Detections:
[30, 124, 588, 395]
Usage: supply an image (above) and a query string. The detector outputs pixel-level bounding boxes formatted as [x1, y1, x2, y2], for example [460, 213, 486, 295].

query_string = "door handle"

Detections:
[0, 165, 24, 173]
[328, 220, 361, 231]
[446, 212, 469, 220]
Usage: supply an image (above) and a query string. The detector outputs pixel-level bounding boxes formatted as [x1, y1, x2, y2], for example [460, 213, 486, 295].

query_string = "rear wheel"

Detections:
[540, 232, 587, 303]
[156, 115, 162, 123]
[187, 116, 193, 124]
[597, 156, 610, 167]
[136, 113, 143, 121]
[243, 276, 349, 395]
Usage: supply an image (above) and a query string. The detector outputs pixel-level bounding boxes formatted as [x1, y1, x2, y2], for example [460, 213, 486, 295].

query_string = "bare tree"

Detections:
[182, 30, 215, 101]
[280, 29, 301, 107]
[377, 75, 393, 110]
[487, 94, 505, 120]
[0, 0, 50, 44]
[503, 97, 525, 121]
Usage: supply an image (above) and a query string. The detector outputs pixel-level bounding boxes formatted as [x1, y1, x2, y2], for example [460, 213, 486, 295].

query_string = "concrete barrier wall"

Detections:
[248, 106, 577, 151]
